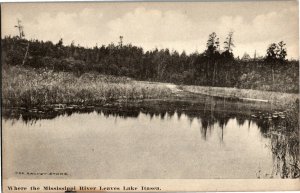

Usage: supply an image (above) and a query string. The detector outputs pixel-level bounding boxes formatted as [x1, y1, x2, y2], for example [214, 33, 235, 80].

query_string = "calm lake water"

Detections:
[3, 104, 297, 179]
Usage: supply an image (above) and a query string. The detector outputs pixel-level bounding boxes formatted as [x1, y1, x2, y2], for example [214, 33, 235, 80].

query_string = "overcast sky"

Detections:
[2, 1, 299, 59]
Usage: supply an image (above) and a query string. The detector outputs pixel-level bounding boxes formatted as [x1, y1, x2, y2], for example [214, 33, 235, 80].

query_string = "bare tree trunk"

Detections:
[22, 42, 30, 66]
[271, 66, 275, 111]
[272, 68, 275, 83]
[213, 62, 216, 86]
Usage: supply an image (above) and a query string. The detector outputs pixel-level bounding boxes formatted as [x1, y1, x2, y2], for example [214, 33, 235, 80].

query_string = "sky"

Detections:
[2, 1, 299, 59]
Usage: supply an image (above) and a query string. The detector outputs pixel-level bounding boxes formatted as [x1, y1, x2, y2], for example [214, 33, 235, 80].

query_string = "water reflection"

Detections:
[2, 101, 299, 179]
[3, 107, 273, 140]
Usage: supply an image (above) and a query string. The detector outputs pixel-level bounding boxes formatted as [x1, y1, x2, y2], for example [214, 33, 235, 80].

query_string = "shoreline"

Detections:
[1, 97, 283, 121]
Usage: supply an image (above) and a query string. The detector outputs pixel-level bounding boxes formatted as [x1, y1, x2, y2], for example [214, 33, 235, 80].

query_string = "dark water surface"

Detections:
[3, 101, 298, 179]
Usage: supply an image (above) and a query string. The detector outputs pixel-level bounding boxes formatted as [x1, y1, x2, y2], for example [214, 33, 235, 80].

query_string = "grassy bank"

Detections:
[3, 65, 299, 110]
[180, 85, 299, 108]
[2, 66, 172, 107]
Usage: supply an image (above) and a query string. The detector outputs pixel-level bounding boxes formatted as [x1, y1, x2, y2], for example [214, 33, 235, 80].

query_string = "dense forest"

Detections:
[2, 32, 299, 93]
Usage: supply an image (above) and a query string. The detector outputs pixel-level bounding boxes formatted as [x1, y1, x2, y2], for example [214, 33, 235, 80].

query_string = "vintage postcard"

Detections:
[1, 1, 299, 192]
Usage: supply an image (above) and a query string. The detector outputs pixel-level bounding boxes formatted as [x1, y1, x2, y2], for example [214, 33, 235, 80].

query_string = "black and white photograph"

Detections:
[1, 1, 299, 192]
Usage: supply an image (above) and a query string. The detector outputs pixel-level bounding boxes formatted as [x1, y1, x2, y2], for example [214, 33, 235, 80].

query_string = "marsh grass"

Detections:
[180, 85, 299, 107]
[2, 66, 172, 107]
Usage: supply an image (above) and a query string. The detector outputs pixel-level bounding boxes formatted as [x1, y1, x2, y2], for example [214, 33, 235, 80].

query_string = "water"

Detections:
[2, 105, 297, 179]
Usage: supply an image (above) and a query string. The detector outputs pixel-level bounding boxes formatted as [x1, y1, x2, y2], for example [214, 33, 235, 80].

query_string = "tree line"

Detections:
[2, 32, 299, 93]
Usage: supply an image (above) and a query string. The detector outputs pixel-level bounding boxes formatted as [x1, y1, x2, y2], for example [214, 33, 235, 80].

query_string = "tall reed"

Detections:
[2, 66, 172, 107]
